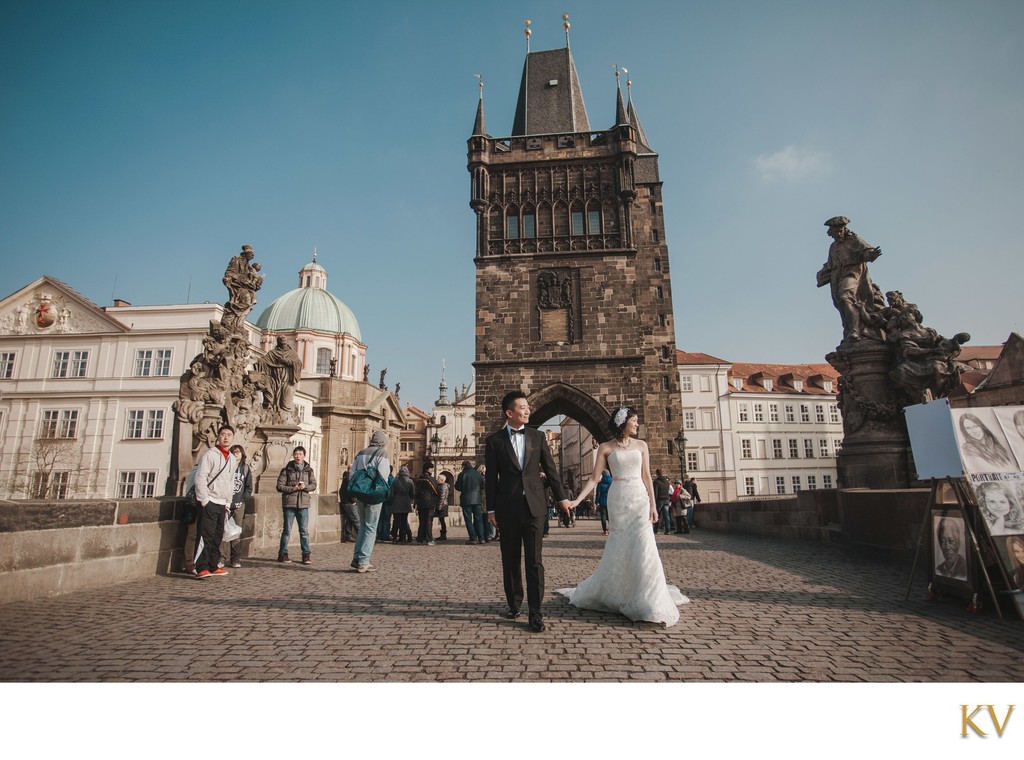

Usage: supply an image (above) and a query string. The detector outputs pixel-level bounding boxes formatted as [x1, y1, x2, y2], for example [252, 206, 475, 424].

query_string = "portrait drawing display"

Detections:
[932, 512, 969, 584]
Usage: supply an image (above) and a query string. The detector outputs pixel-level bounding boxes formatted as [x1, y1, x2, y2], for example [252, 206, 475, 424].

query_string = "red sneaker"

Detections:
[196, 570, 212, 579]
[210, 567, 229, 576]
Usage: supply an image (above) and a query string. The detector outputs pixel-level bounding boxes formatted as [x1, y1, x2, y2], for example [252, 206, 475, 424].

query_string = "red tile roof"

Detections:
[675, 349, 730, 364]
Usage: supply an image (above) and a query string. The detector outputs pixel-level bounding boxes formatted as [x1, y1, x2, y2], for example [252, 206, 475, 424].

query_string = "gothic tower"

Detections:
[468, 31, 683, 472]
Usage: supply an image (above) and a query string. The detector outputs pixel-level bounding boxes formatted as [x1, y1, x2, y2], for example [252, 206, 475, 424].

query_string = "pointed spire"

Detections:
[625, 76, 653, 150]
[614, 65, 628, 126]
[471, 75, 486, 135]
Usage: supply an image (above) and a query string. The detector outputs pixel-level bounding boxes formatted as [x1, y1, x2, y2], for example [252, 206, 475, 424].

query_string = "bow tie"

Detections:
[509, 428, 525, 436]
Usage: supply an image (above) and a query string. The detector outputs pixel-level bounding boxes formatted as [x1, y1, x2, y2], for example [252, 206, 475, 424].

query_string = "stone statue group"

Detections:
[816, 216, 970, 406]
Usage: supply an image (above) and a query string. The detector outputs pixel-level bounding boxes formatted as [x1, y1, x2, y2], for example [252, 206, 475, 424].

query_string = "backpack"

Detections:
[347, 447, 391, 504]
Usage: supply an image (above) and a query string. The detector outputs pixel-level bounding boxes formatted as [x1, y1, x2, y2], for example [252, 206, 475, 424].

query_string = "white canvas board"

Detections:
[905, 399, 964, 479]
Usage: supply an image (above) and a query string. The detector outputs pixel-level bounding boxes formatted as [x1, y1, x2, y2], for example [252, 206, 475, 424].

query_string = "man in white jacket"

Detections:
[193, 425, 238, 579]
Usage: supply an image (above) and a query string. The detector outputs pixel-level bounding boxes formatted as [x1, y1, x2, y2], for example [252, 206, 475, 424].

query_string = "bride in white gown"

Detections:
[557, 406, 689, 626]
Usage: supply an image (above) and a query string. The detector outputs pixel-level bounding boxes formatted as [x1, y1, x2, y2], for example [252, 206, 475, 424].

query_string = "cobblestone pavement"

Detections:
[1, 520, 1022, 682]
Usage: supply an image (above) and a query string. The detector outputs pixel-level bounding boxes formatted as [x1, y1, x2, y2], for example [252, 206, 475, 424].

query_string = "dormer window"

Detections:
[731, 377, 743, 391]
[762, 379, 773, 391]
[792, 380, 803, 392]
[823, 380, 833, 393]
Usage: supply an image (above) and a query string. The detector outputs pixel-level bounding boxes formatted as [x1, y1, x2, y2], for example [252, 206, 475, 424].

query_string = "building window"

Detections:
[785, 404, 795, 423]
[686, 452, 698, 472]
[738, 403, 749, 423]
[741, 439, 752, 459]
[744, 477, 755, 496]
[772, 439, 783, 459]
[789, 438, 799, 458]
[680, 375, 693, 392]
[834, 437, 843, 452]
[665, 407, 673, 423]
[661, 346, 671, 361]
[800, 404, 810, 423]
[792, 476, 802, 493]
[819, 438, 830, 458]
[815, 404, 826, 423]
[571, 210, 585, 235]
[804, 439, 815, 458]
[135, 349, 172, 377]
[523, 213, 536, 238]
[823, 474, 833, 489]
[0, 352, 15, 379]
[41, 410, 79, 439]
[776, 476, 786, 495]
[654, 258, 662, 272]
[808, 475, 818, 491]
[117, 471, 158, 499]
[588, 209, 601, 234]
[652, 229, 660, 243]
[684, 411, 695, 430]
[829, 404, 840, 423]
[659, 313, 667, 327]
[769, 404, 779, 423]
[52, 350, 89, 378]
[754, 404, 764, 422]
[316, 348, 332, 375]
[662, 376, 670, 391]
[126, 410, 164, 440]
[32, 471, 70, 499]
[506, 214, 519, 239]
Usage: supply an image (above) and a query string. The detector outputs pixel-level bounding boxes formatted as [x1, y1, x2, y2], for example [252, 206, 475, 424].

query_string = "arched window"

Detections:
[522, 205, 536, 238]
[305, 275, 311, 288]
[316, 348, 332, 375]
[506, 208, 520, 239]
[570, 206, 585, 236]
[587, 205, 602, 234]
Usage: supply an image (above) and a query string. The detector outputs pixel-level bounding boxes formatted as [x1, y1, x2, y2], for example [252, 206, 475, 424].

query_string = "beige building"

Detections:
[0, 254, 400, 501]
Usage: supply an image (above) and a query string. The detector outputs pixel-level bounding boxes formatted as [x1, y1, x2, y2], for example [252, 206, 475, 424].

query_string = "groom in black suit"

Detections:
[485, 390, 570, 632]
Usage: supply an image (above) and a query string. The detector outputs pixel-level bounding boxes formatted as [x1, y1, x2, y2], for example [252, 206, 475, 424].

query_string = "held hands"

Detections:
[558, 500, 572, 514]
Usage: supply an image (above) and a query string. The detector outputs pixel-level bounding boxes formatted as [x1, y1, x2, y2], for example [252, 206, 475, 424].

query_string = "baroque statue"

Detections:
[816, 216, 885, 343]
[253, 336, 303, 422]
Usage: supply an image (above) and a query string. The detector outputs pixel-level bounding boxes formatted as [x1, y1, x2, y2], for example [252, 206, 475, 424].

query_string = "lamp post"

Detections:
[430, 431, 441, 461]
[674, 429, 688, 482]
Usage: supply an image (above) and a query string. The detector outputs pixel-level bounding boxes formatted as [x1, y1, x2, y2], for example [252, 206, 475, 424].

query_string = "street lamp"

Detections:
[674, 429, 688, 481]
[430, 431, 441, 459]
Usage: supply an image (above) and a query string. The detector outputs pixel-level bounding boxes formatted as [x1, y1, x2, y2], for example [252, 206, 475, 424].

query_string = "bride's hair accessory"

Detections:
[613, 407, 629, 428]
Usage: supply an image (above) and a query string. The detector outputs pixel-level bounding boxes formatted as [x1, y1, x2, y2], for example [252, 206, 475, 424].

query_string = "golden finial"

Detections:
[524, 18, 531, 52]
[563, 12, 571, 47]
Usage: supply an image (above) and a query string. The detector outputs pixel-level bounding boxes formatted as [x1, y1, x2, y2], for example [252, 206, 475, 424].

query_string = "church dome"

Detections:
[255, 252, 361, 340]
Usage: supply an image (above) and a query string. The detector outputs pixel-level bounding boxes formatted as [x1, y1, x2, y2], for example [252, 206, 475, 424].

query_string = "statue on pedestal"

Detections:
[254, 337, 303, 422]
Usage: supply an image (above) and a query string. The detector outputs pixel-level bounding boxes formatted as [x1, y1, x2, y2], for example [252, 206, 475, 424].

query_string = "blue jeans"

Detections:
[279, 507, 310, 557]
[462, 503, 484, 541]
[657, 499, 672, 533]
[597, 503, 608, 531]
[353, 502, 382, 566]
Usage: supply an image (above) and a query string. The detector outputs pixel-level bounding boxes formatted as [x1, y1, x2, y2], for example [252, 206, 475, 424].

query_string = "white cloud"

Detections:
[754, 145, 832, 183]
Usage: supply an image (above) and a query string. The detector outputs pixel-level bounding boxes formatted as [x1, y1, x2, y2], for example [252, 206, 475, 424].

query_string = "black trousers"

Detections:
[392, 513, 412, 542]
[498, 498, 545, 614]
[416, 508, 434, 543]
[194, 501, 226, 573]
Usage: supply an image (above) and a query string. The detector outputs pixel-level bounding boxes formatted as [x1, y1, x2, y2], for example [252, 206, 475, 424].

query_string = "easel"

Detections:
[905, 476, 1006, 621]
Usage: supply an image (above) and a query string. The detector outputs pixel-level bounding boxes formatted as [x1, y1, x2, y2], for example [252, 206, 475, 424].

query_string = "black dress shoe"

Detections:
[505, 607, 521, 619]
[528, 613, 545, 632]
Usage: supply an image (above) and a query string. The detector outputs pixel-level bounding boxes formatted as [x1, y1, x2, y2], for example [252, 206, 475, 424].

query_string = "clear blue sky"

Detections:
[2, 0, 1022, 414]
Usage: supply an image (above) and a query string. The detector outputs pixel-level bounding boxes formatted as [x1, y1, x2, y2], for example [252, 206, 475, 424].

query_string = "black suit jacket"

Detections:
[485, 425, 566, 519]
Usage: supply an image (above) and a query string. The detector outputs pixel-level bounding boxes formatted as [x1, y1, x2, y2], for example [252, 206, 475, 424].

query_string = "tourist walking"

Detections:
[595, 470, 611, 536]
[348, 431, 392, 573]
[339, 470, 360, 542]
[415, 462, 440, 545]
[435, 473, 450, 541]
[654, 469, 672, 534]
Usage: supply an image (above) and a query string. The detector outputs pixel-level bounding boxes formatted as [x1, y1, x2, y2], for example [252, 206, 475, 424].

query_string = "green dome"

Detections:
[255, 287, 361, 340]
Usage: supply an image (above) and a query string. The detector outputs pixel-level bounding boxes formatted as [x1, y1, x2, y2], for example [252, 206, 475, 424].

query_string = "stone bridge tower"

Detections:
[468, 35, 684, 472]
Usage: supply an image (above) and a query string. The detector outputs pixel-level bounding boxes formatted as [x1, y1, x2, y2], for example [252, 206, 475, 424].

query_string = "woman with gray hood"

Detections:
[348, 431, 392, 573]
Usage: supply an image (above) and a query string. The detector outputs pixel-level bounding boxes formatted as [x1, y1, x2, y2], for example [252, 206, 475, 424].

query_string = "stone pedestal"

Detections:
[828, 340, 912, 489]
[253, 424, 301, 494]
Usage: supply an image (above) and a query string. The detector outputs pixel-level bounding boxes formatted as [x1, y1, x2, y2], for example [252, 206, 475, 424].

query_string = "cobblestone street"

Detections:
[1, 519, 1021, 683]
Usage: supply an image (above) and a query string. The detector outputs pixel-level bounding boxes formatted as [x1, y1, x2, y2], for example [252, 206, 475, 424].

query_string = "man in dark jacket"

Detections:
[339, 471, 360, 542]
[276, 445, 317, 564]
[455, 460, 485, 544]
[595, 470, 612, 536]
[684, 477, 701, 528]
[653, 469, 672, 535]
[415, 461, 440, 545]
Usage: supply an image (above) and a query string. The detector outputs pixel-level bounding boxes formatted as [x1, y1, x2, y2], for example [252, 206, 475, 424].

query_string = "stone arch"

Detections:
[526, 382, 610, 443]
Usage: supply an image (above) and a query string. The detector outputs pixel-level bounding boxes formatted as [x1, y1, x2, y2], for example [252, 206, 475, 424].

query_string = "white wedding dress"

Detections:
[557, 448, 690, 626]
